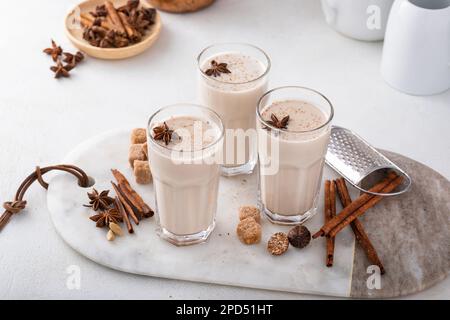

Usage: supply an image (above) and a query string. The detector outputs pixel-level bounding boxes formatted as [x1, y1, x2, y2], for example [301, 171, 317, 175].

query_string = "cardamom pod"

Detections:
[106, 229, 115, 241]
[109, 222, 123, 236]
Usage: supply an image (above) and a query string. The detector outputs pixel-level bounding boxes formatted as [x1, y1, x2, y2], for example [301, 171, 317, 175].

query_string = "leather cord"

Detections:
[0, 165, 90, 232]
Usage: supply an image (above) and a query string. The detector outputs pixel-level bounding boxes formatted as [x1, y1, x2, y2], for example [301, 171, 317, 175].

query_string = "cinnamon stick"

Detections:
[105, 1, 126, 35]
[325, 181, 336, 267]
[118, 11, 140, 40]
[313, 172, 398, 238]
[111, 181, 139, 225]
[336, 178, 385, 274]
[328, 175, 403, 238]
[79, 13, 94, 28]
[111, 169, 153, 218]
[79, 13, 111, 30]
[115, 196, 133, 233]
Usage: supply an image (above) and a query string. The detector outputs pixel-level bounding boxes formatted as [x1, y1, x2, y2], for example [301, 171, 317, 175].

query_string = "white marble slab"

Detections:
[47, 129, 357, 297]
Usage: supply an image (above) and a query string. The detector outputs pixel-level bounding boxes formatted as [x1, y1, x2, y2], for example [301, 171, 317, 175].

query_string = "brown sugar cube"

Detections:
[239, 206, 260, 223]
[142, 142, 148, 159]
[267, 232, 289, 256]
[236, 217, 261, 245]
[131, 128, 147, 144]
[129, 144, 147, 168]
[133, 160, 152, 184]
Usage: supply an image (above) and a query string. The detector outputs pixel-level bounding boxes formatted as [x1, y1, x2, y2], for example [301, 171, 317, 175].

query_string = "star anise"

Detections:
[113, 35, 130, 48]
[89, 208, 123, 228]
[99, 29, 115, 48]
[63, 51, 84, 64]
[43, 39, 62, 62]
[128, 7, 155, 34]
[92, 17, 103, 27]
[131, 13, 151, 34]
[83, 188, 114, 211]
[50, 60, 71, 78]
[153, 122, 174, 145]
[90, 4, 107, 18]
[118, 0, 140, 14]
[141, 8, 156, 25]
[205, 60, 231, 77]
[264, 114, 290, 130]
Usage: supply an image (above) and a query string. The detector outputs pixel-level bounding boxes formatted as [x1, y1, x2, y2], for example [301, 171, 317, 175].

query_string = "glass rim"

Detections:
[408, 0, 450, 10]
[197, 42, 271, 85]
[256, 86, 335, 134]
[147, 103, 225, 153]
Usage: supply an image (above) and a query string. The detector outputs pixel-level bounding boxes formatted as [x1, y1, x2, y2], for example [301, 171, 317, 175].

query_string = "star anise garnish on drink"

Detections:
[263, 114, 290, 130]
[84, 188, 115, 211]
[43, 39, 63, 62]
[153, 122, 174, 145]
[205, 60, 231, 77]
[89, 208, 123, 228]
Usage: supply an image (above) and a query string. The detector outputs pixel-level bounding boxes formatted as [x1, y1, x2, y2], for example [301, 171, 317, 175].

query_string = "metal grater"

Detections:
[325, 126, 412, 196]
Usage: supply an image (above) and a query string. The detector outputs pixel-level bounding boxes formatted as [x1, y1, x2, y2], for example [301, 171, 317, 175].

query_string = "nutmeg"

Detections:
[287, 225, 311, 249]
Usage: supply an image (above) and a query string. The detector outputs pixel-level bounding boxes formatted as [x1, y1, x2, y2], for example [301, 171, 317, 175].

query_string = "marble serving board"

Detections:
[47, 129, 450, 298]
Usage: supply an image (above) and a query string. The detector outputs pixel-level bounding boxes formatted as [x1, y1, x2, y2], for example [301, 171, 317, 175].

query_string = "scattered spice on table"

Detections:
[83, 188, 114, 211]
[43, 39, 85, 79]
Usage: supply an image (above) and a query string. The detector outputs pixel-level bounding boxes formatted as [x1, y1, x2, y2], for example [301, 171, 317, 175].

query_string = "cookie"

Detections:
[267, 232, 289, 256]
[238, 206, 261, 223]
[236, 217, 261, 245]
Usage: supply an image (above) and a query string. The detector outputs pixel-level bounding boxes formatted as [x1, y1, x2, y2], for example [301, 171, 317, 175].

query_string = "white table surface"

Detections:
[0, 0, 448, 300]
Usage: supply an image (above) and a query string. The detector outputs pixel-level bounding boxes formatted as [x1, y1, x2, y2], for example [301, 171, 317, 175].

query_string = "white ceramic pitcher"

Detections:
[381, 0, 450, 95]
[320, 0, 395, 41]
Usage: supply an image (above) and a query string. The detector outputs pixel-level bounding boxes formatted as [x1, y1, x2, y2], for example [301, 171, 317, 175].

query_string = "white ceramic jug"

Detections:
[320, 0, 395, 41]
[381, 0, 450, 95]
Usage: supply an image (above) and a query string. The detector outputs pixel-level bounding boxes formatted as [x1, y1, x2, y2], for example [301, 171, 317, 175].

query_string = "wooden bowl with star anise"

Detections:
[64, 0, 162, 60]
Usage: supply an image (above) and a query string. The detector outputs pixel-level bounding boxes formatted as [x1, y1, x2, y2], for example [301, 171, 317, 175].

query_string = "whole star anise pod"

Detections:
[89, 208, 123, 228]
[141, 8, 156, 25]
[205, 60, 231, 77]
[84, 188, 114, 211]
[50, 60, 71, 78]
[43, 39, 62, 62]
[63, 51, 84, 64]
[114, 35, 130, 48]
[264, 114, 290, 130]
[118, 0, 140, 14]
[90, 4, 107, 17]
[132, 14, 151, 34]
[153, 122, 174, 146]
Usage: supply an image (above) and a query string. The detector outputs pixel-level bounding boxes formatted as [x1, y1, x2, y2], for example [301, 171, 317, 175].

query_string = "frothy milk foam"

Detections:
[199, 52, 268, 169]
[259, 100, 330, 216]
[148, 116, 222, 235]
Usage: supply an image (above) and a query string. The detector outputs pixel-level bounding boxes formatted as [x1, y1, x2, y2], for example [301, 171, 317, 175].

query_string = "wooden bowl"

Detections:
[64, 0, 162, 60]
[148, 0, 214, 13]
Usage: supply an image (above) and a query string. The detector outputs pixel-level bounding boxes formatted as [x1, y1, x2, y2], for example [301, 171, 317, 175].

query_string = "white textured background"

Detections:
[0, 0, 448, 299]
